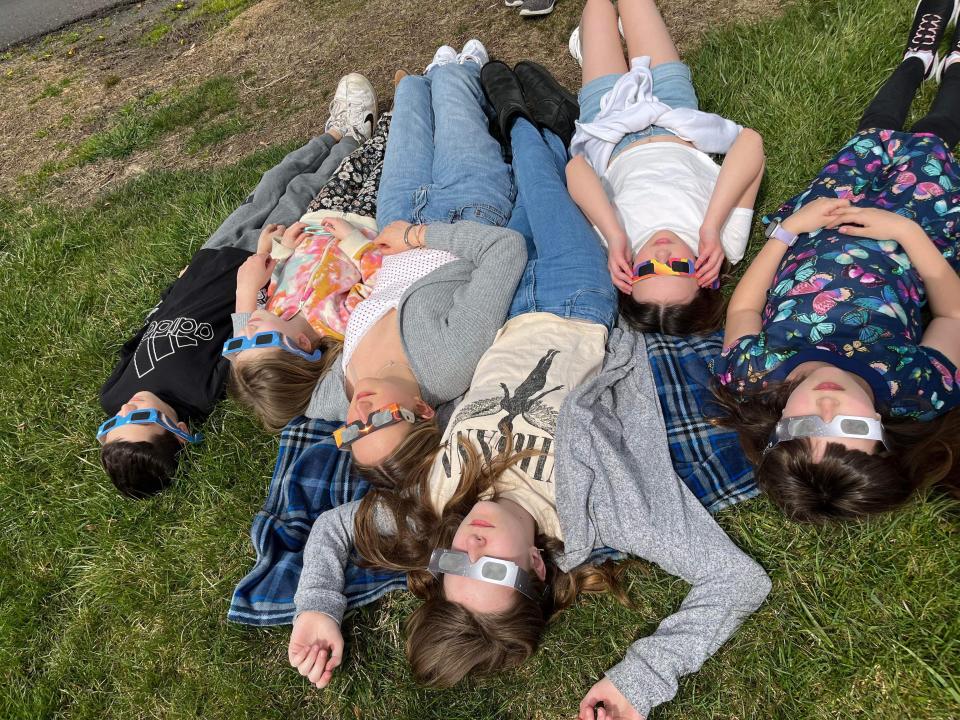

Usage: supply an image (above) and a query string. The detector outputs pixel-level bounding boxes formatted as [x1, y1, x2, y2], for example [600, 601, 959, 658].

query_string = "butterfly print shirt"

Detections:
[713, 129, 960, 421]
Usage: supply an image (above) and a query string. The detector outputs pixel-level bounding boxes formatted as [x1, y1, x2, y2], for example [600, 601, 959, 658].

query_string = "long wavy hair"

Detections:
[353, 437, 631, 686]
[710, 380, 960, 522]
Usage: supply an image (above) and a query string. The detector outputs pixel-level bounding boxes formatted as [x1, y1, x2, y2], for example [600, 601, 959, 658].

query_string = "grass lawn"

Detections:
[1, 0, 959, 718]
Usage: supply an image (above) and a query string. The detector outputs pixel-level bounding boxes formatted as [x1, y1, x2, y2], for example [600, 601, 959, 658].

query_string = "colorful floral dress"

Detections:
[266, 218, 382, 342]
[713, 129, 960, 421]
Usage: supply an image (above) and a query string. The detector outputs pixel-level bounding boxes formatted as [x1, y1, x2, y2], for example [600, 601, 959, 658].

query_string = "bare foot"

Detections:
[393, 69, 408, 87]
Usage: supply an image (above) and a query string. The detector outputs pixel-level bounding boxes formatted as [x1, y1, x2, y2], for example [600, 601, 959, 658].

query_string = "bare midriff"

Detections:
[344, 309, 408, 395]
[617, 132, 695, 159]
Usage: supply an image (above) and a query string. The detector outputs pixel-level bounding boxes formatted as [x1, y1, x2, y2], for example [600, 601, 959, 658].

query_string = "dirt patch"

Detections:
[0, 0, 783, 206]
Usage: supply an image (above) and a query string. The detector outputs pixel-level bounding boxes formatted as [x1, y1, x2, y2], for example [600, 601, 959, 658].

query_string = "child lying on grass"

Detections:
[226, 212, 382, 432]
[98, 72, 379, 497]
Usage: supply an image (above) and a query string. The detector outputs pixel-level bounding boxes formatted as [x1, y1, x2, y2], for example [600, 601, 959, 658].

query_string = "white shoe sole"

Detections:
[519, 3, 555, 15]
[504, 0, 523, 5]
[568, 25, 582, 66]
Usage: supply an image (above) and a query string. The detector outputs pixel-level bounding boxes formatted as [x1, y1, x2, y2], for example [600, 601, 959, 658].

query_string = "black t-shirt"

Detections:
[99, 247, 250, 425]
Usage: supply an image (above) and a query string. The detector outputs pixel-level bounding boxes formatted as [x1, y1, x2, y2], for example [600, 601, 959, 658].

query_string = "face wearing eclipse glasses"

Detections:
[765, 415, 890, 454]
[631, 257, 720, 290]
[96, 408, 203, 445]
[221, 331, 324, 362]
[333, 403, 417, 448]
[427, 549, 541, 601]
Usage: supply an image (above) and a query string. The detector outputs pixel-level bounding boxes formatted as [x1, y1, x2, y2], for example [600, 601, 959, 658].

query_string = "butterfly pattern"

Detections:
[712, 129, 960, 421]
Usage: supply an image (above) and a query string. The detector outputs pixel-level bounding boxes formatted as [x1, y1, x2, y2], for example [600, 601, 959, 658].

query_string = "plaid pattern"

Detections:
[228, 417, 406, 626]
[646, 331, 758, 512]
[230, 332, 757, 626]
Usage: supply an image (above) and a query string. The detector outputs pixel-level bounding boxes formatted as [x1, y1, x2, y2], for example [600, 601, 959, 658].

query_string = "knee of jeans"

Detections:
[397, 74, 429, 100]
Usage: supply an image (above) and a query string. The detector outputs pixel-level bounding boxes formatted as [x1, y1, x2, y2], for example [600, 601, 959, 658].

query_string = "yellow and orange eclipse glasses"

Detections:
[333, 403, 417, 448]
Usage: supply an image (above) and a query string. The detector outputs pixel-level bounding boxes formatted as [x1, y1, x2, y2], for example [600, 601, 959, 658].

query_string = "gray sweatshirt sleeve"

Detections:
[422, 221, 526, 340]
[305, 363, 349, 422]
[599, 482, 772, 717]
[554, 329, 771, 718]
[294, 501, 362, 624]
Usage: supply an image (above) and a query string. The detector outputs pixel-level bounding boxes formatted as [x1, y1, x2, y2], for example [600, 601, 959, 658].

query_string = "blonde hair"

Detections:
[354, 437, 631, 687]
[228, 338, 341, 432]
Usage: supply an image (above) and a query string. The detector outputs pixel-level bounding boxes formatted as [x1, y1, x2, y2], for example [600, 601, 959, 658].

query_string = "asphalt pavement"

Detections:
[1, 0, 135, 49]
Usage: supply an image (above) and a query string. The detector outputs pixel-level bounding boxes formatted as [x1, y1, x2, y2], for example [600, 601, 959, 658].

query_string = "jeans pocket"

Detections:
[449, 203, 509, 228]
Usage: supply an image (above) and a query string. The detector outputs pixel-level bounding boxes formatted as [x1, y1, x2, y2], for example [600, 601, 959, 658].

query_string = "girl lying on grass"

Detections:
[288, 64, 771, 720]
[227, 212, 381, 431]
[292, 40, 528, 473]
[566, 0, 765, 335]
[712, 0, 960, 522]
[97, 73, 376, 497]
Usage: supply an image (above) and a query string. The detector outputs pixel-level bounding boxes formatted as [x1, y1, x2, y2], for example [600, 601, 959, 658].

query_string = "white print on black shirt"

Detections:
[133, 316, 214, 378]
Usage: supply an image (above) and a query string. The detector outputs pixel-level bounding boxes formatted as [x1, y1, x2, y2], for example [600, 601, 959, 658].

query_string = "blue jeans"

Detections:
[578, 61, 699, 163]
[506, 119, 617, 330]
[376, 63, 515, 228]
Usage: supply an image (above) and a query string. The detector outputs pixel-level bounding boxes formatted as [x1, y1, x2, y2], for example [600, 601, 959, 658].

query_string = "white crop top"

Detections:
[602, 141, 753, 263]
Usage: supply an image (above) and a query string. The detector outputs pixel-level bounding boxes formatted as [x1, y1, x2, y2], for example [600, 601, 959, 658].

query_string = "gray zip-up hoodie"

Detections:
[294, 326, 770, 718]
[232, 221, 526, 421]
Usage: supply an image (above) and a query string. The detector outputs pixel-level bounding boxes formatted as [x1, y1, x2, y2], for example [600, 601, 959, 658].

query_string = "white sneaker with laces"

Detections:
[425, 45, 457, 74]
[568, 26, 583, 67]
[324, 73, 377, 142]
[457, 39, 489, 67]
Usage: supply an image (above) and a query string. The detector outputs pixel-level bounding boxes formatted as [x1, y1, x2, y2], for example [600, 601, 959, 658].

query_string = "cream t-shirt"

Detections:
[601, 141, 753, 263]
[427, 313, 608, 540]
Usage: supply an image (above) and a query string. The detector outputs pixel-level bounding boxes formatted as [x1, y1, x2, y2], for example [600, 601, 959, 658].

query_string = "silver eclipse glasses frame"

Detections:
[765, 414, 891, 454]
[427, 549, 541, 601]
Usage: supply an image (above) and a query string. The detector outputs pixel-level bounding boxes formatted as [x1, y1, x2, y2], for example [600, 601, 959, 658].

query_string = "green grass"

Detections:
[19, 75, 241, 192]
[1, 0, 959, 718]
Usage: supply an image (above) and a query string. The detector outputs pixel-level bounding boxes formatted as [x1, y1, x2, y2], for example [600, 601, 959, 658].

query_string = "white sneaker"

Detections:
[324, 73, 377, 142]
[568, 26, 583, 67]
[425, 45, 457, 74]
[936, 50, 960, 81]
[457, 39, 489, 67]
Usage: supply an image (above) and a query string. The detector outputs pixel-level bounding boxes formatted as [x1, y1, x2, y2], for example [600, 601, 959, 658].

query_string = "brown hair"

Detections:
[619, 261, 730, 336]
[100, 433, 182, 499]
[354, 438, 630, 687]
[710, 380, 960, 522]
[227, 339, 341, 432]
[353, 416, 443, 492]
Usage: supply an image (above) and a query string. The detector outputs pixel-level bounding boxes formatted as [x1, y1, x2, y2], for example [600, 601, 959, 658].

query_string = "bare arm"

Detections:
[920, 318, 960, 366]
[722, 197, 851, 347]
[702, 128, 765, 230]
[566, 155, 634, 292]
[891, 222, 960, 321]
[566, 155, 627, 245]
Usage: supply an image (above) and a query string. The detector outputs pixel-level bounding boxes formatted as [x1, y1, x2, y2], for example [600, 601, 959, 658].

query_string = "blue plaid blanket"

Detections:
[228, 418, 407, 626]
[646, 331, 758, 512]
[230, 331, 756, 626]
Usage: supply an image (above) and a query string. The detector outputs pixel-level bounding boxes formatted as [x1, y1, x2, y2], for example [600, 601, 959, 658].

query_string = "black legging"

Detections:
[858, 57, 960, 147]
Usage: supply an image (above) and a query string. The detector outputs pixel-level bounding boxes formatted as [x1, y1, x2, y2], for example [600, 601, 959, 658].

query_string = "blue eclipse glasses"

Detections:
[221, 331, 323, 362]
[97, 408, 203, 445]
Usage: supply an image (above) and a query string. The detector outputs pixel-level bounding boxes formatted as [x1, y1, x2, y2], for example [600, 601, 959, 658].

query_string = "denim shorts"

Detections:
[578, 61, 699, 162]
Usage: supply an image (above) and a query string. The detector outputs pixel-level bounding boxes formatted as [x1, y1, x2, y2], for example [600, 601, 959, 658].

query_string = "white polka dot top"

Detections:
[342, 247, 457, 370]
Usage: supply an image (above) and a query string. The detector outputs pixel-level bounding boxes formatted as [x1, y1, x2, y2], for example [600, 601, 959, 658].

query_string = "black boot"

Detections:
[514, 60, 580, 148]
[480, 60, 535, 162]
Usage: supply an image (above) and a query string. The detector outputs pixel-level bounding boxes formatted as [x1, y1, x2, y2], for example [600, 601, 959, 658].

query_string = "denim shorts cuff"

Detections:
[650, 60, 692, 81]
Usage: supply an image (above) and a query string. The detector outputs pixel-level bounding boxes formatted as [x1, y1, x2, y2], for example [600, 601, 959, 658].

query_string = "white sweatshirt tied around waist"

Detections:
[570, 56, 743, 172]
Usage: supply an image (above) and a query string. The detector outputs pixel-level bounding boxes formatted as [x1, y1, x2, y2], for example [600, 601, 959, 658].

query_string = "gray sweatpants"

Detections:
[201, 133, 359, 253]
